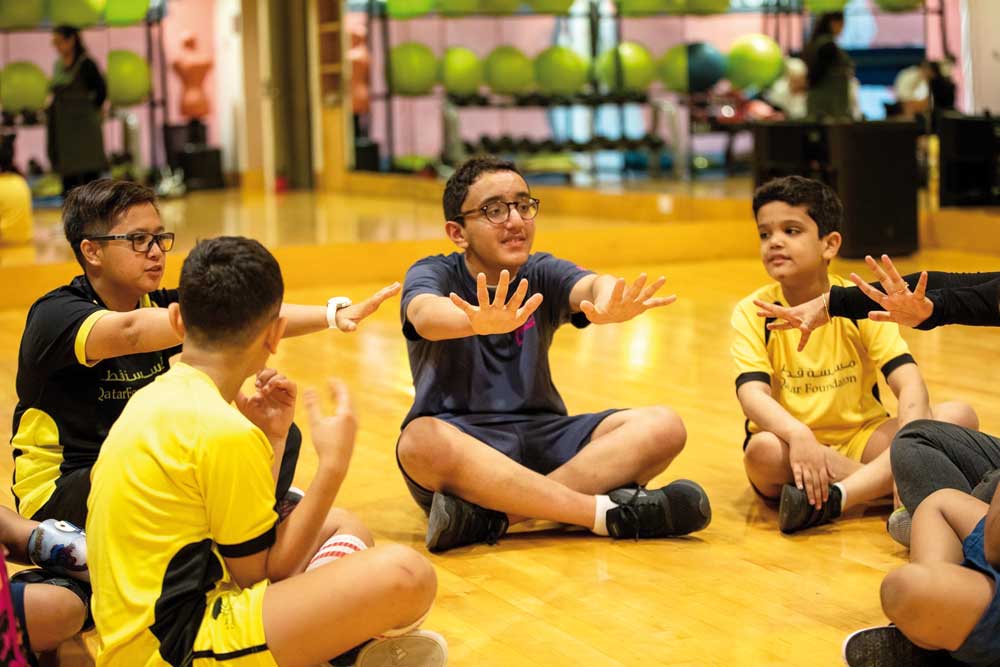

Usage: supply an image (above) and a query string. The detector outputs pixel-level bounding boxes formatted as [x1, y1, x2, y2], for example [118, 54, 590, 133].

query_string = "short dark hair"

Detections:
[752, 175, 843, 237]
[179, 237, 284, 348]
[63, 178, 158, 267]
[443, 156, 523, 224]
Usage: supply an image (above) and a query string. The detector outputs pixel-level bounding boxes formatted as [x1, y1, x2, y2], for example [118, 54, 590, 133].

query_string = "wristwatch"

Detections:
[326, 297, 353, 328]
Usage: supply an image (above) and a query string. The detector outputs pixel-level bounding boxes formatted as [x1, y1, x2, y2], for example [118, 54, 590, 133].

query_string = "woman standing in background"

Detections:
[47, 26, 107, 194]
[804, 12, 855, 120]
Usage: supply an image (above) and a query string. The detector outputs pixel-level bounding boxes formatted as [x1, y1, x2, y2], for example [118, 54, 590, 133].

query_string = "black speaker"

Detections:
[179, 146, 225, 190]
[826, 121, 920, 259]
[938, 112, 1000, 206]
[752, 121, 827, 187]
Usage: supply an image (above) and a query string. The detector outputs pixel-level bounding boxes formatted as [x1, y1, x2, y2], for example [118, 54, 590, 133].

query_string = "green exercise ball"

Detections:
[390, 42, 438, 96]
[527, 0, 574, 13]
[617, 0, 684, 16]
[438, 0, 479, 15]
[874, 0, 923, 10]
[104, 0, 150, 26]
[658, 42, 727, 93]
[440, 47, 483, 96]
[107, 50, 151, 106]
[804, 0, 848, 11]
[480, 0, 521, 13]
[485, 46, 534, 95]
[534, 46, 588, 96]
[0, 62, 48, 112]
[726, 33, 784, 90]
[686, 0, 730, 13]
[386, 0, 434, 19]
[49, 0, 106, 27]
[0, 0, 44, 29]
[596, 42, 655, 93]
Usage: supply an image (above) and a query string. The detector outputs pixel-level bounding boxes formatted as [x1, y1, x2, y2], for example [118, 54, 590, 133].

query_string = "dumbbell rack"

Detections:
[0, 11, 171, 172]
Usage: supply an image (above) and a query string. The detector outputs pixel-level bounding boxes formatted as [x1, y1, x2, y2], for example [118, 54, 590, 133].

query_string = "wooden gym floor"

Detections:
[1, 189, 999, 665]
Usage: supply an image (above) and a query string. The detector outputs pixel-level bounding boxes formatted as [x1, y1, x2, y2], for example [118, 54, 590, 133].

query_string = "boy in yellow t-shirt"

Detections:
[730, 176, 977, 534]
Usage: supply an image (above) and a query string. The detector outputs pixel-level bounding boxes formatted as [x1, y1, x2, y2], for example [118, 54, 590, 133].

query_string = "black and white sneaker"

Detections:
[778, 483, 842, 534]
[606, 480, 711, 539]
[425, 492, 509, 553]
[356, 630, 448, 667]
[843, 625, 956, 666]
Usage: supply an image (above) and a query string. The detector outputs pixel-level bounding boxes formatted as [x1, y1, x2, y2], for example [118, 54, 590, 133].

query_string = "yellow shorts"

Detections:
[192, 579, 277, 666]
[826, 417, 893, 462]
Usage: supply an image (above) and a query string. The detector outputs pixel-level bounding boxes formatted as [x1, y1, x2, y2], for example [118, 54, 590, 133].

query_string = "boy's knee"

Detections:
[880, 565, 929, 623]
[323, 508, 374, 547]
[743, 433, 783, 473]
[639, 406, 686, 458]
[398, 418, 458, 482]
[377, 544, 437, 605]
[938, 401, 979, 431]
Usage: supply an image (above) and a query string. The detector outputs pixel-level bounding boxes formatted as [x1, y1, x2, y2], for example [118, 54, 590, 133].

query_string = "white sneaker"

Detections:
[355, 630, 448, 667]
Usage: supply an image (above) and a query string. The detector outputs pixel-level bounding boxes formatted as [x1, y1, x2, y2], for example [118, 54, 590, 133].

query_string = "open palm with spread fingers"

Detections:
[450, 270, 544, 335]
[850, 254, 933, 328]
[581, 274, 676, 324]
[753, 295, 830, 352]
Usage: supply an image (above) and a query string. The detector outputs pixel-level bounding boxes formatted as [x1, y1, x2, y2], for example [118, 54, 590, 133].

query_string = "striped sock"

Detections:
[306, 534, 368, 571]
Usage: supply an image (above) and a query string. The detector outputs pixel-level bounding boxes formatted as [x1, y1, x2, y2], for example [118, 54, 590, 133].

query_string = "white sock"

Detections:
[306, 534, 368, 571]
[833, 483, 847, 512]
[591, 495, 617, 536]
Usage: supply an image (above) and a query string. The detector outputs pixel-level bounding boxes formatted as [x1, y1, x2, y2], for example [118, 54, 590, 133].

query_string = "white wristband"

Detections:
[326, 297, 353, 328]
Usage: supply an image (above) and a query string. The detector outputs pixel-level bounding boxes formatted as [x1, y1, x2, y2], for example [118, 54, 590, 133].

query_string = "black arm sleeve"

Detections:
[80, 59, 107, 108]
[807, 41, 838, 86]
[828, 272, 1000, 328]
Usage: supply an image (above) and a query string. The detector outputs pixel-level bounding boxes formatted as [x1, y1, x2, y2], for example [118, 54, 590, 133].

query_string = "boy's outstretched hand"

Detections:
[303, 378, 357, 477]
[236, 368, 297, 443]
[754, 295, 830, 352]
[580, 273, 676, 325]
[334, 281, 403, 332]
[850, 255, 933, 328]
[450, 269, 544, 335]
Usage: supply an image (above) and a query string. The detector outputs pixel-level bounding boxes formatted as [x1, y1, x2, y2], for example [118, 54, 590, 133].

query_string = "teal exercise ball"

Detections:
[686, 0, 730, 13]
[438, 0, 478, 15]
[534, 46, 588, 96]
[804, 0, 848, 11]
[0, 62, 48, 112]
[480, 0, 521, 13]
[596, 42, 655, 93]
[107, 50, 151, 106]
[440, 47, 483, 96]
[0, 0, 44, 29]
[527, 0, 574, 13]
[390, 43, 437, 95]
[485, 46, 534, 95]
[658, 42, 726, 93]
[386, 0, 434, 19]
[104, 0, 150, 26]
[726, 33, 784, 90]
[49, 0, 106, 27]
[618, 0, 684, 16]
[874, 0, 922, 10]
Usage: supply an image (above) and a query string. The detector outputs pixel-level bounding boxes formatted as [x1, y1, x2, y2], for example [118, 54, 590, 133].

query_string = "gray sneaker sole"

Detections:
[356, 630, 449, 667]
[668, 479, 712, 533]
[842, 625, 954, 666]
[425, 493, 454, 552]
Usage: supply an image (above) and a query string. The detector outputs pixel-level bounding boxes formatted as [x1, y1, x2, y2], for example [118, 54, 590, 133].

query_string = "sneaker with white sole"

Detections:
[355, 629, 448, 667]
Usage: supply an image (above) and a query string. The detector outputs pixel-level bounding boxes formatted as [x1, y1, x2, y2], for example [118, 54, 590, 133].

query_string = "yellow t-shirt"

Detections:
[730, 275, 914, 447]
[0, 173, 32, 244]
[87, 362, 278, 667]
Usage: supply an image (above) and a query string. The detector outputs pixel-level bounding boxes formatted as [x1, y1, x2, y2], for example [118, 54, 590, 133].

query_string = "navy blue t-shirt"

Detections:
[401, 252, 593, 427]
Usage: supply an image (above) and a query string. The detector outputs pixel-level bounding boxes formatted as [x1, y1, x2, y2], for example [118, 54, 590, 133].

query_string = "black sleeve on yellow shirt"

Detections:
[217, 524, 277, 559]
[736, 371, 771, 390]
[881, 353, 915, 380]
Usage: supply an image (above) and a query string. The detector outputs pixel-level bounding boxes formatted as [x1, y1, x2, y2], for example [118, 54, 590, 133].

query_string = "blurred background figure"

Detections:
[804, 11, 854, 120]
[0, 133, 32, 245]
[47, 26, 107, 195]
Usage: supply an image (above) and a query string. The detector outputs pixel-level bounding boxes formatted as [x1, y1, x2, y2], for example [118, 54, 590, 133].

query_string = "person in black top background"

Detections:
[47, 26, 107, 194]
[804, 12, 854, 120]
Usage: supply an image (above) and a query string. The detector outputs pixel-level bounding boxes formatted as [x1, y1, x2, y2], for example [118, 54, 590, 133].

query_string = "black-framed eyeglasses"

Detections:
[457, 198, 540, 226]
[86, 232, 175, 253]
